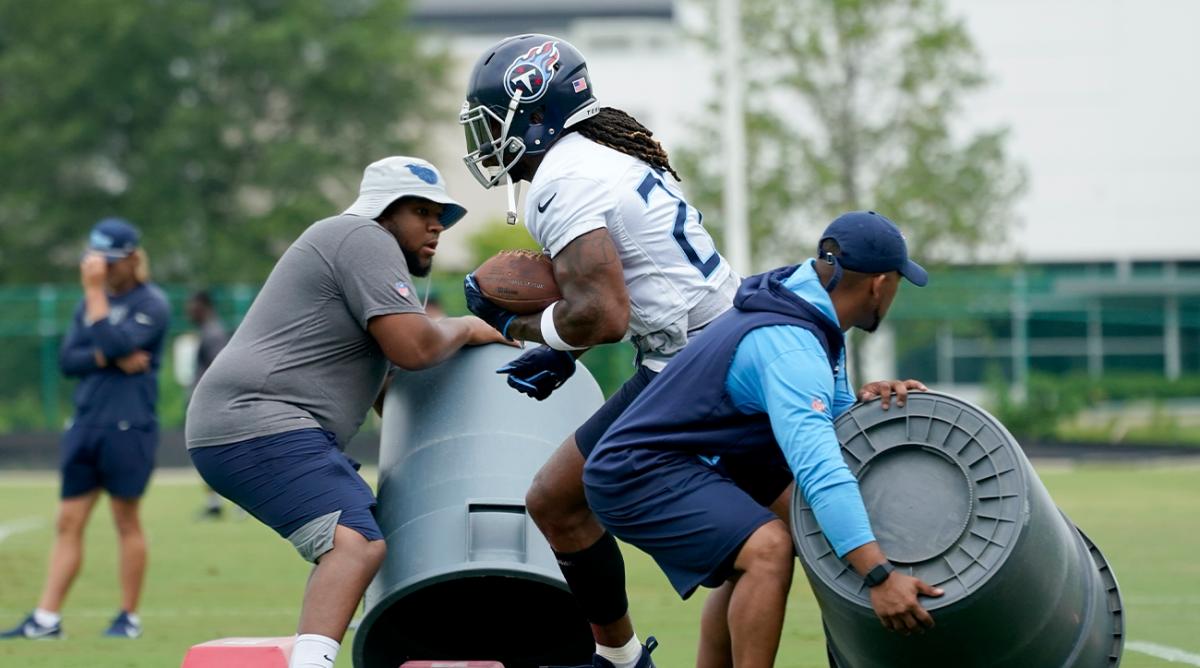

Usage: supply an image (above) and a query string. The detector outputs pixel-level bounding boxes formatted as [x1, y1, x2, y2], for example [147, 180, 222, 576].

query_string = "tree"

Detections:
[0, 0, 447, 284]
[678, 0, 1025, 268]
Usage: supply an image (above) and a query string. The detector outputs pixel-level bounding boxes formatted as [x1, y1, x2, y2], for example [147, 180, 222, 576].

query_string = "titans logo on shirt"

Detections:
[109, 305, 128, 324]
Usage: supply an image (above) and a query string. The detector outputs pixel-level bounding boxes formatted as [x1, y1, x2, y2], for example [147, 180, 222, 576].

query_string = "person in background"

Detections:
[186, 290, 230, 519]
[1, 218, 170, 640]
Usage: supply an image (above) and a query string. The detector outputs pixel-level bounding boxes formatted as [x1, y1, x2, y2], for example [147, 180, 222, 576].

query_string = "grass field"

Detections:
[1, 462, 1197, 668]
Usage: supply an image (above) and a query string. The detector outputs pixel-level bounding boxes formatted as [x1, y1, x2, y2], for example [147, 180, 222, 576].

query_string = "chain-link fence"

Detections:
[2, 261, 1198, 433]
[0, 276, 637, 433]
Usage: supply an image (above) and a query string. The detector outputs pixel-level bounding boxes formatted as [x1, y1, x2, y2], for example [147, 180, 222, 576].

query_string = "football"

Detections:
[474, 249, 561, 314]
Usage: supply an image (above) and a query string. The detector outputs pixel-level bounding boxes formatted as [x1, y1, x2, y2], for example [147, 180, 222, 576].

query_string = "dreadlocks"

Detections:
[573, 107, 681, 181]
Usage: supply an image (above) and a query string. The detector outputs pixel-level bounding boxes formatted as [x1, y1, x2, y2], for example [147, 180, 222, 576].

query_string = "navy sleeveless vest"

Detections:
[596, 264, 845, 461]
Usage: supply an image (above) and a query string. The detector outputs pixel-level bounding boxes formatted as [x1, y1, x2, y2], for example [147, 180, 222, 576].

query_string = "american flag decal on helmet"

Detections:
[572, 77, 588, 93]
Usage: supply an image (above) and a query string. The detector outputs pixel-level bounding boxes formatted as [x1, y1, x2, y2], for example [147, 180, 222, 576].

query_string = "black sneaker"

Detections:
[0, 613, 62, 639]
[102, 611, 141, 638]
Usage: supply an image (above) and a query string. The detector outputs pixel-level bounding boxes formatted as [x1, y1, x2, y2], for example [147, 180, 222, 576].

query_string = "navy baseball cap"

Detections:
[819, 211, 928, 287]
[88, 217, 140, 260]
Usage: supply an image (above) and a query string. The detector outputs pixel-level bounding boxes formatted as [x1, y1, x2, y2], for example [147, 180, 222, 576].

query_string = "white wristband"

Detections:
[541, 302, 585, 351]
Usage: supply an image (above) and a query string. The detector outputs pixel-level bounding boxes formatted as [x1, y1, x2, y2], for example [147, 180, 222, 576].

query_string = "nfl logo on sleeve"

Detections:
[394, 281, 410, 297]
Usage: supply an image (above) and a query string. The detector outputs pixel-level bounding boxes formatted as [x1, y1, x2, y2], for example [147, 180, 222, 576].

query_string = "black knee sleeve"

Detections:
[554, 531, 629, 625]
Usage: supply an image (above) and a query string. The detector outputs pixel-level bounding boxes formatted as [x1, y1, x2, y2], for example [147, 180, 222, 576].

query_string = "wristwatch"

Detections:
[865, 562, 895, 587]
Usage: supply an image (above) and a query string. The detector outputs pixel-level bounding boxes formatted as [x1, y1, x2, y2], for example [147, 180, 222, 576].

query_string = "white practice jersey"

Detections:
[524, 133, 738, 369]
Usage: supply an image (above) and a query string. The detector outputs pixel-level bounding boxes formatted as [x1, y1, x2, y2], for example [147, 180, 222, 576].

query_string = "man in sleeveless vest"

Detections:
[585, 211, 943, 667]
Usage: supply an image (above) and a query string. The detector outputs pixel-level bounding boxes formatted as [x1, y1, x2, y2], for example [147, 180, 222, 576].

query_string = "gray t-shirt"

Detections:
[186, 214, 424, 449]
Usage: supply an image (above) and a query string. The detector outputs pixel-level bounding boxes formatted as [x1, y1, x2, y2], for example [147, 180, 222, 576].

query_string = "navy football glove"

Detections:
[496, 345, 577, 401]
[464, 273, 518, 339]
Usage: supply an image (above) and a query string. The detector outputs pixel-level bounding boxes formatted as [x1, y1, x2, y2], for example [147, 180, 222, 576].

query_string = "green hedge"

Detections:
[988, 371, 1200, 445]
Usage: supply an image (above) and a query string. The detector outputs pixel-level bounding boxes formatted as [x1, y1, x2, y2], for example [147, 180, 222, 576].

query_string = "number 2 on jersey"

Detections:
[637, 171, 720, 278]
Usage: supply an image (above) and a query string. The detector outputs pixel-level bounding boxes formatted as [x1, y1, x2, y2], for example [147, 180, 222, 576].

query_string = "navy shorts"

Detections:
[716, 448, 795, 508]
[61, 424, 157, 499]
[574, 365, 658, 458]
[584, 448, 777, 599]
[189, 428, 382, 562]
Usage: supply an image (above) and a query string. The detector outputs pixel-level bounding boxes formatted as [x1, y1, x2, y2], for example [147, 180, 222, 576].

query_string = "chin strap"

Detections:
[821, 252, 844, 292]
[499, 89, 524, 225]
[505, 175, 521, 225]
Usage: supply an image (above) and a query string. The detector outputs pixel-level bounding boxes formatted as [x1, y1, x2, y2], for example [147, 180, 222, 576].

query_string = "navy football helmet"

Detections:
[461, 34, 599, 189]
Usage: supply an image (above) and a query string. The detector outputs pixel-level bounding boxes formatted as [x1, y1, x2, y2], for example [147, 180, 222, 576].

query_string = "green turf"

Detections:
[0, 462, 1196, 667]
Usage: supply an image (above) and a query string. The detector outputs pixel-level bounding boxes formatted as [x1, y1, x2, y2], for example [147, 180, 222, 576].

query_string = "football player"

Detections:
[460, 34, 740, 668]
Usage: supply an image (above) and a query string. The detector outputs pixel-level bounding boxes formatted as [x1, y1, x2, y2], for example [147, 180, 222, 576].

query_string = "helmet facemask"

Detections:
[460, 92, 527, 190]
[461, 91, 529, 224]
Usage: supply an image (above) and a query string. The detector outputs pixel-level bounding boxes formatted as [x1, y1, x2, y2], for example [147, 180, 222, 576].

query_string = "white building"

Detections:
[414, 0, 1200, 268]
[411, 0, 708, 268]
[412, 1, 1200, 394]
[948, 0, 1200, 263]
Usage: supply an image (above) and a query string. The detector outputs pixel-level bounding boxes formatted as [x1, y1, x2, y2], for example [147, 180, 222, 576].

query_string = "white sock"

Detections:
[32, 608, 61, 627]
[596, 634, 642, 668]
[290, 633, 339, 668]
[124, 612, 141, 627]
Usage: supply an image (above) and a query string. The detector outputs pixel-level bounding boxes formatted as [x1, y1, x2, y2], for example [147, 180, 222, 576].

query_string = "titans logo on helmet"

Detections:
[406, 163, 438, 185]
[503, 40, 561, 103]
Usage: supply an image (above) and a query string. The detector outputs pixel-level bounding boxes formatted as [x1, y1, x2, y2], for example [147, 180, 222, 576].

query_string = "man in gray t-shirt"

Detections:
[186, 157, 507, 668]
[185, 212, 428, 449]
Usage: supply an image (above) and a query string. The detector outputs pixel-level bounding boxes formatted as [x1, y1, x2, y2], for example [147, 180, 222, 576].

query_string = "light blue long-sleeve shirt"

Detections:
[724, 260, 875, 557]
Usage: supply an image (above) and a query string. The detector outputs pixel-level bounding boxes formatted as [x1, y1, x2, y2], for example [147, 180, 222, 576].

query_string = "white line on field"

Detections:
[0, 466, 380, 485]
[1128, 641, 1200, 666]
[0, 607, 298, 618]
[0, 518, 44, 543]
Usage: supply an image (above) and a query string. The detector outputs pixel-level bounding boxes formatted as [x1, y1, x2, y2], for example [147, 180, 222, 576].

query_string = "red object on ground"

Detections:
[180, 637, 294, 668]
[400, 663, 505, 667]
